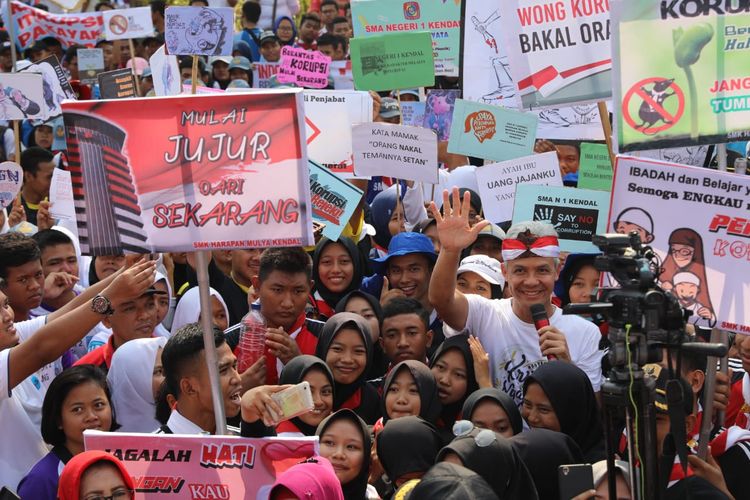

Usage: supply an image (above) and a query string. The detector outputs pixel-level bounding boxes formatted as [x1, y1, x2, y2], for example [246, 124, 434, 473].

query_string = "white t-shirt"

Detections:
[445, 296, 603, 406]
[14, 316, 62, 430]
[0, 348, 49, 491]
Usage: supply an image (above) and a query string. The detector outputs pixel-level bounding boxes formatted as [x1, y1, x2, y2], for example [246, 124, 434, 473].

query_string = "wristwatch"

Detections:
[91, 295, 114, 316]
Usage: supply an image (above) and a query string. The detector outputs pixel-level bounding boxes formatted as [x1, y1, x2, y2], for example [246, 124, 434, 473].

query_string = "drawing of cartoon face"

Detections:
[674, 282, 698, 306]
[669, 243, 694, 268]
[186, 8, 226, 54]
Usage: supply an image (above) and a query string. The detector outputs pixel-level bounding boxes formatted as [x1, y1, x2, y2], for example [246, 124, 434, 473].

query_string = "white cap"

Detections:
[672, 271, 700, 287]
[457, 254, 504, 287]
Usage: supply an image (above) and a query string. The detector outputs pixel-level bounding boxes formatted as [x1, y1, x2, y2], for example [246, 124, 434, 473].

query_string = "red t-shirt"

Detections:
[74, 336, 116, 372]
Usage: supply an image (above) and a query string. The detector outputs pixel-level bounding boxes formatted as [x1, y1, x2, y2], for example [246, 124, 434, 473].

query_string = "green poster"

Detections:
[351, 0, 461, 77]
[577, 143, 612, 192]
[350, 32, 435, 92]
[612, 0, 750, 152]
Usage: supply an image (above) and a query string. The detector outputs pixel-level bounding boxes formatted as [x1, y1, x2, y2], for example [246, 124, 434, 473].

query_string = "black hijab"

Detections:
[461, 388, 523, 436]
[510, 428, 584, 500]
[437, 428, 538, 499]
[382, 360, 441, 424]
[313, 237, 365, 314]
[458, 188, 482, 216]
[316, 409, 371, 500]
[523, 361, 605, 461]
[315, 313, 379, 419]
[376, 416, 441, 485]
[278, 355, 334, 436]
[429, 336, 479, 429]
[334, 290, 388, 380]
[409, 463, 499, 500]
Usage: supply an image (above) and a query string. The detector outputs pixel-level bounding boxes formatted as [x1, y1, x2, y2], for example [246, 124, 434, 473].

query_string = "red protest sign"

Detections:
[61, 91, 314, 255]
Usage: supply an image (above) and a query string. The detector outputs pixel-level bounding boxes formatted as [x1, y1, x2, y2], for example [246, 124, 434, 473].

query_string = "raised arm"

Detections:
[8, 260, 156, 389]
[428, 188, 488, 331]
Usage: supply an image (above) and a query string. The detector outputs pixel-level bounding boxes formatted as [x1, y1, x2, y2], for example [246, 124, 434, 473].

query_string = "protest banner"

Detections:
[304, 90, 372, 177]
[61, 90, 314, 255]
[609, 156, 750, 333]
[150, 45, 181, 97]
[0, 73, 46, 121]
[277, 46, 331, 89]
[496, 0, 612, 108]
[330, 60, 354, 90]
[78, 48, 105, 85]
[102, 7, 154, 41]
[577, 142, 613, 191]
[3, 2, 103, 49]
[351, 0, 461, 77]
[252, 62, 281, 89]
[165, 6, 234, 56]
[535, 104, 605, 141]
[611, 0, 750, 152]
[461, 0, 521, 108]
[84, 430, 318, 500]
[20, 55, 76, 118]
[513, 184, 610, 252]
[476, 151, 563, 224]
[423, 89, 459, 141]
[98, 69, 137, 99]
[352, 122, 438, 183]
[0, 161, 22, 209]
[309, 160, 363, 241]
[350, 31, 435, 92]
[401, 101, 426, 127]
[448, 98, 538, 162]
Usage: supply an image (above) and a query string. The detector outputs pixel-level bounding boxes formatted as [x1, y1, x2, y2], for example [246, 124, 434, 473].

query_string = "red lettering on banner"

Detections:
[713, 238, 750, 260]
[200, 444, 255, 469]
[517, 2, 567, 26]
[709, 214, 750, 238]
[152, 200, 300, 229]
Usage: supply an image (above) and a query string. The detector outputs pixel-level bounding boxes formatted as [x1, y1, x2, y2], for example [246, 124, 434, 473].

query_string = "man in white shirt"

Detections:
[428, 189, 603, 405]
[0, 259, 156, 491]
[158, 323, 242, 434]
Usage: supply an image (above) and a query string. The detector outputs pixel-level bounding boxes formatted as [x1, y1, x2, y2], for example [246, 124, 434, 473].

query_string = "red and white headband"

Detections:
[501, 235, 560, 261]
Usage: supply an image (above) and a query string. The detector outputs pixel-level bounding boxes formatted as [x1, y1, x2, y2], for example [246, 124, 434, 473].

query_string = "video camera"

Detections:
[564, 231, 688, 376]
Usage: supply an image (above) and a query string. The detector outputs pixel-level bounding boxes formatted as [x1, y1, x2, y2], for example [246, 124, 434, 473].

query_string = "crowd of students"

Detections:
[0, 0, 749, 499]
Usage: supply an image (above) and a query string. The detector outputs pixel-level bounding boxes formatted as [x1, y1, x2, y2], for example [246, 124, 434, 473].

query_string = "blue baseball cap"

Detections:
[372, 232, 437, 274]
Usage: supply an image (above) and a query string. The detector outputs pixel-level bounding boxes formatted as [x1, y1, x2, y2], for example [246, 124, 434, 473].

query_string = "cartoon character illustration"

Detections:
[470, 10, 516, 104]
[634, 78, 676, 133]
[659, 227, 715, 324]
[671, 271, 715, 327]
[423, 91, 456, 141]
[537, 104, 598, 129]
[612, 207, 655, 244]
[170, 8, 228, 55]
[0, 84, 41, 118]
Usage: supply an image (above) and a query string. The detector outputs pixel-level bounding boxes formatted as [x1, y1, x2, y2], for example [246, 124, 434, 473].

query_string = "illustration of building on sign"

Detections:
[65, 113, 150, 255]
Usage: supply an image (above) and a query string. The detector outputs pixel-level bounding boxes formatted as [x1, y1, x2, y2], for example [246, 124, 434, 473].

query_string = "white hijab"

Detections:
[153, 271, 173, 338]
[171, 286, 230, 334]
[107, 337, 167, 433]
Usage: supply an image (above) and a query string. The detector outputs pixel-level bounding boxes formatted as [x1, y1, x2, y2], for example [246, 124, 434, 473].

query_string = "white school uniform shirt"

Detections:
[0, 348, 49, 491]
[444, 295, 603, 406]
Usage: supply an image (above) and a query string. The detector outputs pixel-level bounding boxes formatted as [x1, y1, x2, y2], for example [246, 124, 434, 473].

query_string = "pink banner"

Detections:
[278, 46, 331, 89]
[84, 431, 318, 499]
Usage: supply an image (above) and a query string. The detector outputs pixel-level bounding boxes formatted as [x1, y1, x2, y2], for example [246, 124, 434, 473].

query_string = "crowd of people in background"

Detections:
[0, 0, 749, 499]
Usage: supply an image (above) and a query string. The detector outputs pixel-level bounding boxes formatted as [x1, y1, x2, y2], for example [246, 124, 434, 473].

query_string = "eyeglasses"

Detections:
[670, 247, 694, 257]
[84, 488, 133, 500]
[452, 420, 497, 447]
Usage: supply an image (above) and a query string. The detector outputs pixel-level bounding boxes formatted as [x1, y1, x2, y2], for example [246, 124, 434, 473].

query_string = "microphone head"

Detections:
[530, 303, 548, 321]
